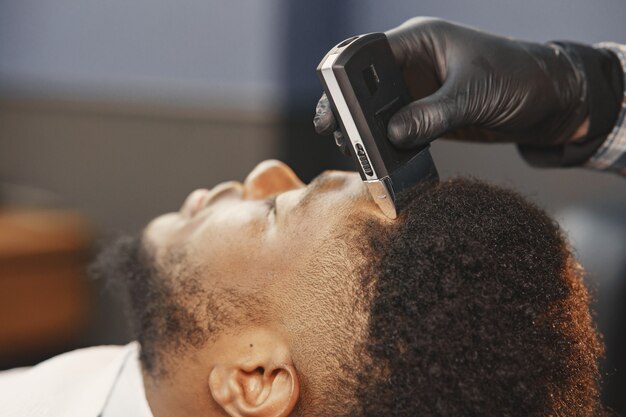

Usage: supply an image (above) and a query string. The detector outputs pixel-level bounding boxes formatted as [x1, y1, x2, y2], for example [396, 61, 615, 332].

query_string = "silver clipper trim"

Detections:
[366, 177, 397, 219]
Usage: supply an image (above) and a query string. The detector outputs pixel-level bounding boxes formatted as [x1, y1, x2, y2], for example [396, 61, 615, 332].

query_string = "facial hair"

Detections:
[89, 234, 263, 377]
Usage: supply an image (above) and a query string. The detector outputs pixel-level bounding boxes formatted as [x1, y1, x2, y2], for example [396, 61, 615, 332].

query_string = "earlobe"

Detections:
[209, 363, 299, 417]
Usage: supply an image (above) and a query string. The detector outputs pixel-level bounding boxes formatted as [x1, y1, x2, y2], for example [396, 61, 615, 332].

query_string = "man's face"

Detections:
[140, 160, 388, 390]
[89, 160, 392, 416]
[144, 159, 386, 305]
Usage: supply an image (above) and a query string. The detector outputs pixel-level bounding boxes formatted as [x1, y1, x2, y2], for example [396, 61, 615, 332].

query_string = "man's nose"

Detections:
[243, 160, 304, 200]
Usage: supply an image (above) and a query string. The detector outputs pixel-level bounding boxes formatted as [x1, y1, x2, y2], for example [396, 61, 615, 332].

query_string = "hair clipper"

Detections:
[317, 33, 439, 219]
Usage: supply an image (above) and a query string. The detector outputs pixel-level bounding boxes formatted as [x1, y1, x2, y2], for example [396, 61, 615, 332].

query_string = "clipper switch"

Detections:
[355, 143, 374, 176]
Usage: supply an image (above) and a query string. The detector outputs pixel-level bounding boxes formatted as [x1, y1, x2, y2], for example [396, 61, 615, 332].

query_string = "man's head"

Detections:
[92, 160, 604, 417]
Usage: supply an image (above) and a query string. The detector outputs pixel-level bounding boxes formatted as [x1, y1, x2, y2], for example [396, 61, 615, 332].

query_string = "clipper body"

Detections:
[317, 33, 438, 219]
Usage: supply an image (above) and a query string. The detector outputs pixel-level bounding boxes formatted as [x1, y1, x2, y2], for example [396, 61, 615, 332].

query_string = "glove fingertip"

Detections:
[387, 114, 411, 145]
[388, 114, 434, 149]
[313, 116, 325, 133]
[313, 100, 338, 135]
[313, 115, 333, 135]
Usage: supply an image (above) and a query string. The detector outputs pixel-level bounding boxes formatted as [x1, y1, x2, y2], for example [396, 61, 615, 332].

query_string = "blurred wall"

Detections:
[0, 0, 283, 109]
[0, 100, 280, 231]
[1, 0, 288, 231]
[351, 0, 626, 44]
[0, 0, 286, 348]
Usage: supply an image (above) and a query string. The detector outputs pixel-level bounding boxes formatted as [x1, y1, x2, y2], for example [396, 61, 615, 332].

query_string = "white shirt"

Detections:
[101, 343, 153, 417]
[0, 342, 153, 417]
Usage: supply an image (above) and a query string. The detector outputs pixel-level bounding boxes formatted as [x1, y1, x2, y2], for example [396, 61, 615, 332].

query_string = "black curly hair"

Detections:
[352, 178, 604, 417]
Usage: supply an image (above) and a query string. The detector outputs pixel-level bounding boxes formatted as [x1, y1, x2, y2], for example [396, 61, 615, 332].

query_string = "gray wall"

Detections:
[0, 0, 283, 109]
[3, 0, 625, 105]
[0, 99, 280, 232]
[351, 0, 626, 43]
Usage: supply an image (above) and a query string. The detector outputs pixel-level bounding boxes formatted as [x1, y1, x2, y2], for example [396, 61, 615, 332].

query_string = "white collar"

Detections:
[0, 343, 138, 417]
[101, 343, 153, 417]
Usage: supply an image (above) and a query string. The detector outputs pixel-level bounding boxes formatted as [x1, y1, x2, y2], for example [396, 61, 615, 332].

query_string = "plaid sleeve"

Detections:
[586, 42, 626, 175]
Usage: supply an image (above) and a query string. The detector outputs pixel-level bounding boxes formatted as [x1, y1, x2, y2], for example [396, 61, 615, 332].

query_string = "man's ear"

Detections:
[208, 330, 300, 417]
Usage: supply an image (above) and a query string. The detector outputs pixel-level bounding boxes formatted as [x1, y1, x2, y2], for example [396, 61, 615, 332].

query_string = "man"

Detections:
[314, 17, 626, 175]
[0, 160, 605, 416]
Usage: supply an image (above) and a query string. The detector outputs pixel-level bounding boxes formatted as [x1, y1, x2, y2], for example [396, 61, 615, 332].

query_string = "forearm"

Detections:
[585, 42, 626, 175]
[518, 42, 625, 173]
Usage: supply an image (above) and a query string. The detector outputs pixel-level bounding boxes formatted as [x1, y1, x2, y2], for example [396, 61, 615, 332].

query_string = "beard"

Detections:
[89, 234, 263, 377]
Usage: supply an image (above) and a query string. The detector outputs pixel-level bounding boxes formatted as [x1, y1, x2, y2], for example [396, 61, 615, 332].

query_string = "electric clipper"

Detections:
[317, 33, 439, 219]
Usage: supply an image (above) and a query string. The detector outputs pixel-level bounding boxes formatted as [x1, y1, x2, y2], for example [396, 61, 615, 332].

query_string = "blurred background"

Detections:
[1, 0, 624, 413]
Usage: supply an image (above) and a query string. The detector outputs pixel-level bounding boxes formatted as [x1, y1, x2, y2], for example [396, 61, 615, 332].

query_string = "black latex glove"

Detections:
[314, 17, 591, 150]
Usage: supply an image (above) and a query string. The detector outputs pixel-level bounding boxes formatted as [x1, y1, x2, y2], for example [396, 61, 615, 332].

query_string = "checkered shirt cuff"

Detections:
[586, 42, 626, 175]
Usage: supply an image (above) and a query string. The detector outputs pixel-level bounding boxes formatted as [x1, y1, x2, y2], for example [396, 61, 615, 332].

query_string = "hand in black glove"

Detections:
[314, 17, 593, 150]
